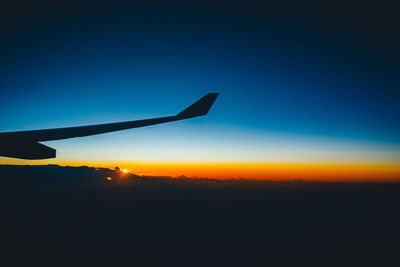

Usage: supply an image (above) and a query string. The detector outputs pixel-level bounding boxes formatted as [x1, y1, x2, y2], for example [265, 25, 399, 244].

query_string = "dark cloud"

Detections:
[1, 164, 400, 264]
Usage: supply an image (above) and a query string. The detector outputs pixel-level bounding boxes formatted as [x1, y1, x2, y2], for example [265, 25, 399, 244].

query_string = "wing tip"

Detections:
[177, 93, 219, 118]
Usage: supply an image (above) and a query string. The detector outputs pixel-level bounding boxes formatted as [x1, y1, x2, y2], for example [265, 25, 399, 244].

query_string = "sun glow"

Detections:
[121, 169, 129, 173]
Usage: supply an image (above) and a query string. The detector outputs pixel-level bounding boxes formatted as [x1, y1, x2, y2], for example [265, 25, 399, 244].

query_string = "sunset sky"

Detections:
[1, 1, 399, 180]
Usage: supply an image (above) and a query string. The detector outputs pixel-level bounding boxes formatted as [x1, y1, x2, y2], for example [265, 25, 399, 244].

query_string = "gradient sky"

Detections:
[1, 1, 399, 180]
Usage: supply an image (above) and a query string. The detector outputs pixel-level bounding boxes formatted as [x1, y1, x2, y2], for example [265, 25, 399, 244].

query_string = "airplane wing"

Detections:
[0, 93, 218, 160]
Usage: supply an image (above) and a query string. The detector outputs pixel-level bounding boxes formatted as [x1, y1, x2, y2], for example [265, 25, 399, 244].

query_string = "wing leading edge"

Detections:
[0, 93, 218, 160]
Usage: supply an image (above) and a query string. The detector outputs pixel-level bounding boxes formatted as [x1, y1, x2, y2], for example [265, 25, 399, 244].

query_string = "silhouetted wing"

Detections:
[0, 93, 218, 142]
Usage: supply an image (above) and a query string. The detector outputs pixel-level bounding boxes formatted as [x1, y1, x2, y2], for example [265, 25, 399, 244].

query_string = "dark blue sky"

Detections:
[1, 1, 399, 164]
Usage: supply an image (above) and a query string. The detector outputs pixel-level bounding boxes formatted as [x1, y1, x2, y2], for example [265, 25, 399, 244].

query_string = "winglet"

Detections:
[177, 93, 219, 118]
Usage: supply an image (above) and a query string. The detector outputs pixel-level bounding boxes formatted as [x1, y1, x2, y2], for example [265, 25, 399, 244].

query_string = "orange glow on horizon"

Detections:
[2, 160, 398, 182]
[116, 162, 400, 181]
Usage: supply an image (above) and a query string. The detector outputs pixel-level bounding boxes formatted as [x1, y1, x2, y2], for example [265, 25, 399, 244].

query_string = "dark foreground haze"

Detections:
[1, 165, 399, 265]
